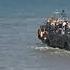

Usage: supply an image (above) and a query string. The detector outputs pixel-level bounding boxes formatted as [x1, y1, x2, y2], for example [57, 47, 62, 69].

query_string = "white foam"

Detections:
[35, 46, 59, 50]
[30, 45, 70, 56]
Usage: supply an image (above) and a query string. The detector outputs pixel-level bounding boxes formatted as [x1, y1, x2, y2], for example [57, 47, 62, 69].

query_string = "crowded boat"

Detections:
[37, 10, 70, 50]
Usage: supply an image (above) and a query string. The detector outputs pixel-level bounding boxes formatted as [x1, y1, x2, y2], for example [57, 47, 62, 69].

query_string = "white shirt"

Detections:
[63, 22, 66, 26]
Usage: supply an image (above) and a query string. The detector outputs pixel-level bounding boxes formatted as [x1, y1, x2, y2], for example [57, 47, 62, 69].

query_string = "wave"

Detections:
[34, 46, 59, 51]
[31, 45, 70, 56]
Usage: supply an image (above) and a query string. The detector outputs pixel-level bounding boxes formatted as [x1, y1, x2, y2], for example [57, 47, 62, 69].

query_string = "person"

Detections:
[62, 21, 68, 34]
[63, 21, 67, 27]
[65, 22, 68, 34]
[58, 21, 63, 34]
[38, 29, 41, 39]
[55, 22, 58, 32]
[58, 21, 63, 28]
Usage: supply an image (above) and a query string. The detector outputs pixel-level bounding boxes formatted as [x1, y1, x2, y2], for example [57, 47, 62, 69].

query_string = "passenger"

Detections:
[38, 26, 43, 38]
[47, 20, 51, 25]
[62, 21, 67, 32]
[63, 21, 68, 34]
[47, 18, 52, 25]
[55, 22, 58, 32]
[51, 20, 56, 26]
[43, 31, 48, 39]
[38, 29, 41, 39]
[63, 21, 67, 27]
[65, 22, 68, 31]
[58, 21, 63, 28]
[40, 31, 44, 38]
[51, 22, 55, 26]
[58, 21, 63, 34]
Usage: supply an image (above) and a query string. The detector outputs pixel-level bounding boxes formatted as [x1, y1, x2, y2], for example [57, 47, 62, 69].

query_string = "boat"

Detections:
[37, 10, 70, 50]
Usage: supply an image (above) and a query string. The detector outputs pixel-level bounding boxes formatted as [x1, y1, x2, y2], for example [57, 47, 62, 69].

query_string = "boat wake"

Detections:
[31, 44, 70, 56]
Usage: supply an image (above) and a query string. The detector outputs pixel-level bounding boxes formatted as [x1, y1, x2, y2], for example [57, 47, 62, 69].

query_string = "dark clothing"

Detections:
[58, 24, 62, 28]
[65, 24, 68, 30]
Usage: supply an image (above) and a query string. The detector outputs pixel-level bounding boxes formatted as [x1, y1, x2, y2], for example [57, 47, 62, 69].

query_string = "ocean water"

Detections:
[0, 0, 70, 70]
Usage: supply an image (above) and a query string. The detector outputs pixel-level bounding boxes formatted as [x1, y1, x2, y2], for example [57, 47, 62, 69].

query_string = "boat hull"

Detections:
[39, 33, 70, 50]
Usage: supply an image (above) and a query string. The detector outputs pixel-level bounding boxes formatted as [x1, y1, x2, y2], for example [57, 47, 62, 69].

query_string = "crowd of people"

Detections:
[47, 17, 69, 34]
[38, 10, 70, 39]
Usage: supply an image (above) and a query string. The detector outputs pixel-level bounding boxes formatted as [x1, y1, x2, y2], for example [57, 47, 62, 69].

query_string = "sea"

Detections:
[0, 0, 70, 70]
